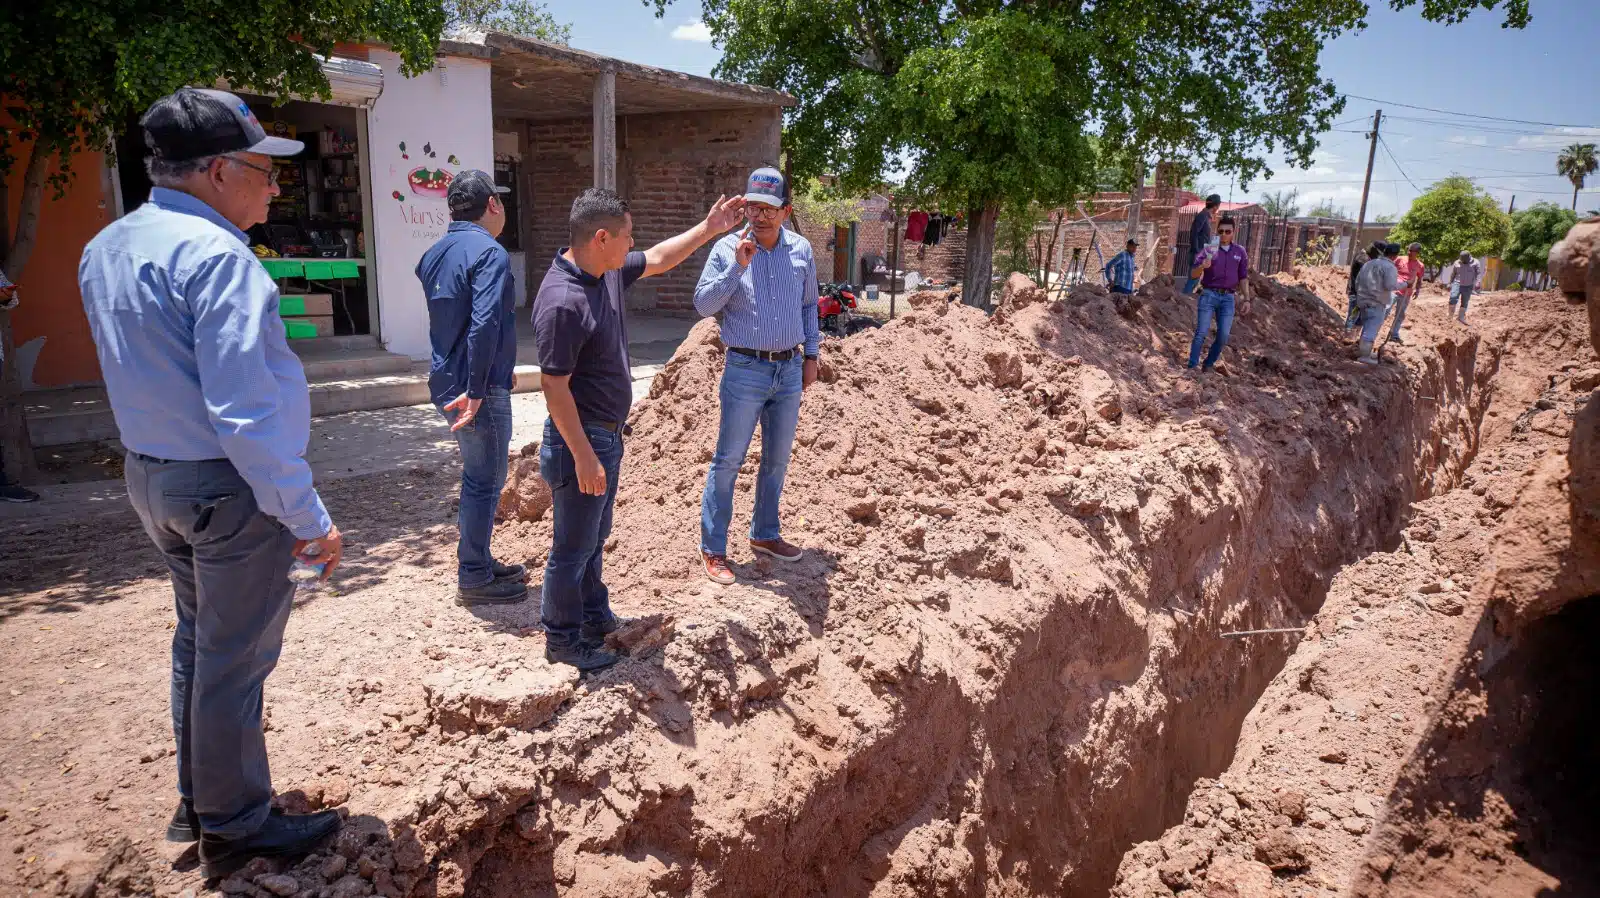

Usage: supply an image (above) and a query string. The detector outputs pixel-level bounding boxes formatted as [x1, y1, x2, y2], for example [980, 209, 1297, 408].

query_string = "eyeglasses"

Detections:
[746, 205, 784, 219]
[1218, 229, 1234, 235]
[225, 155, 279, 185]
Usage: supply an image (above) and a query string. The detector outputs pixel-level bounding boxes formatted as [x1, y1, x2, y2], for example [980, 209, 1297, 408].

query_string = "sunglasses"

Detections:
[1218, 229, 1234, 235]
[225, 155, 280, 185]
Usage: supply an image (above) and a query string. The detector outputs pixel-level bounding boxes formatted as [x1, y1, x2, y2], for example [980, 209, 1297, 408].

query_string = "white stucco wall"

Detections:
[366, 50, 494, 360]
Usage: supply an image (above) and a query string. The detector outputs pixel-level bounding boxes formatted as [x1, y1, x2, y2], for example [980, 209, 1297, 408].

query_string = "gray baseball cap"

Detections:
[141, 88, 304, 161]
[744, 167, 788, 207]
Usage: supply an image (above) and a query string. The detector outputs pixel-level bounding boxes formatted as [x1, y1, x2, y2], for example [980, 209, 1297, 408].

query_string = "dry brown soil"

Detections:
[1, 268, 1588, 898]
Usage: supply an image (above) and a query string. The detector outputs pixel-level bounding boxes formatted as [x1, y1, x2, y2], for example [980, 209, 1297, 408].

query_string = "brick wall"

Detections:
[523, 106, 783, 312]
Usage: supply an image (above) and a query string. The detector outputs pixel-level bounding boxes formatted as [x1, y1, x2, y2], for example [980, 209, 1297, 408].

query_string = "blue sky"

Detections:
[543, 0, 1600, 218]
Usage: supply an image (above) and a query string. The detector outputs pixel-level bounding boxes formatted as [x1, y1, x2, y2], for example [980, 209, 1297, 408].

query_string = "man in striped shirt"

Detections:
[693, 167, 821, 585]
[1104, 238, 1138, 294]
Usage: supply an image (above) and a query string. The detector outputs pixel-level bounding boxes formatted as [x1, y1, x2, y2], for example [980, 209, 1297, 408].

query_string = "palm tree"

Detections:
[1556, 143, 1598, 211]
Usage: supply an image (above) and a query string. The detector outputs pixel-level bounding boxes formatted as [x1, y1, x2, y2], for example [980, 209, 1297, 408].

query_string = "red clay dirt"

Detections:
[0, 266, 1577, 898]
[1112, 272, 1598, 898]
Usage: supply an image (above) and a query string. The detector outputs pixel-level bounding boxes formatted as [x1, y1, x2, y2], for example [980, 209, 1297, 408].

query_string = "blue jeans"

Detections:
[1187, 289, 1236, 369]
[539, 419, 624, 648]
[1357, 303, 1386, 346]
[1183, 276, 1200, 295]
[1389, 292, 1412, 339]
[700, 353, 803, 555]
[1451, 285, 1474, 314]
[125, 454, 297, 839]
[437, 388, 513, 588]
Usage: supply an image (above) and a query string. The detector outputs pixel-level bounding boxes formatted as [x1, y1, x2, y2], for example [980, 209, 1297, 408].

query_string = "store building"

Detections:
[9, 35, 791, 445]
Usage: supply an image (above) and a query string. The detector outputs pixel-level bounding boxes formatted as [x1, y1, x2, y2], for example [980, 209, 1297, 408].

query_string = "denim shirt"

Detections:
[416, 221, 518, 406]
[78, 188, 331, 539]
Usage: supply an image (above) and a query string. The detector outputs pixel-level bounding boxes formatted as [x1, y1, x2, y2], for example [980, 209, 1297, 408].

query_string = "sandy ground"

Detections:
[0, 269, 1582, 898]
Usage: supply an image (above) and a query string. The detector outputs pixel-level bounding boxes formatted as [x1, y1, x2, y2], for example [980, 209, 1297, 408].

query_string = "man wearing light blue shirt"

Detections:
[1104, 238, 1138, 294]
[693, 167, 820, 585]
[77, 88, 341, 878]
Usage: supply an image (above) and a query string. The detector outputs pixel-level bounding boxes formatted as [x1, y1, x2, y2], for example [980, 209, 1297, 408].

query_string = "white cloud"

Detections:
[1514, 126, 1600, 149]
[671, 20, 713, 42]
[1447, 134, 1490, 147]
[1308, 166, 1338, 176]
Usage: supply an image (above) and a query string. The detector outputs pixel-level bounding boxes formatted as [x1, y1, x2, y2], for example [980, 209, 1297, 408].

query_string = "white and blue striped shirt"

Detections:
[1104, 250, 1137, 291]
[694, 227, 820, 357]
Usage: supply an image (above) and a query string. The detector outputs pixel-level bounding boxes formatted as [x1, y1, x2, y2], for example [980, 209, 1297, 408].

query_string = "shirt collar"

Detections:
[149, 187, 247, 244]
[553, 248, 602, 286]
[449, 221, 491, 238]
[753, 226, 796, 253]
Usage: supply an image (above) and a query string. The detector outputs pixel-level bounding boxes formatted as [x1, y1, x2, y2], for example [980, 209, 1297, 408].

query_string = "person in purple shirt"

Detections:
[1186, 215, 1253, 372]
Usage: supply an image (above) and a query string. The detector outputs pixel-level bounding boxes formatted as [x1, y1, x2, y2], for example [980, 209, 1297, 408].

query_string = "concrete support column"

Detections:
[593, 69, 617, 190]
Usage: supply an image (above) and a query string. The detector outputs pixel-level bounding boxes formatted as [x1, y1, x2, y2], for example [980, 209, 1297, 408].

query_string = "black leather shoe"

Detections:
[580, 615, 635, 643]
[166, 800, 202, 843]
[456, 577, 529, 606]
[199, 810, 340, 879]
[168, 801, 286, 842]
[545, 641, 621, 672]
[491, 560, 528, 581]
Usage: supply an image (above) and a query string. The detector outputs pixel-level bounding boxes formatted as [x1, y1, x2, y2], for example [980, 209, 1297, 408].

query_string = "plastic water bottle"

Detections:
[290, 543, 327, 592]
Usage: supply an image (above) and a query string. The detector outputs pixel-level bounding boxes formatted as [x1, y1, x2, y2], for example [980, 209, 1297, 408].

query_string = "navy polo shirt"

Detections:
[532, 249, 646, 425]
[416, 221, 518, 406]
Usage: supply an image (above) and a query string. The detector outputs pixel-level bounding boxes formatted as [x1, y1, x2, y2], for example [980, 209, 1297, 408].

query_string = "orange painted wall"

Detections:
[4, 138, 113, 387]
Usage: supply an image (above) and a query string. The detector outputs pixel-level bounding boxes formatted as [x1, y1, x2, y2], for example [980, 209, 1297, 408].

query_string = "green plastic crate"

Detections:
[284, 320, 321, 339]
[260, 258, 303, 278]
[302, 261, 335, 280]
[279, 296, 309, 317]
[328, 260, 361, 279]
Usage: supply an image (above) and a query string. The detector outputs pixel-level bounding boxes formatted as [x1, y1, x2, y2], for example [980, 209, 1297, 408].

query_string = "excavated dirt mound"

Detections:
[1111, 279, 1598, 898]
[0, 269, 1520, 898]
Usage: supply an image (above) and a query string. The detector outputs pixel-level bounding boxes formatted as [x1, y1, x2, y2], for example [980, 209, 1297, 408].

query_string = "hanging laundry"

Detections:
[905, 210, 930, 243]
[923, 214, 944, 246]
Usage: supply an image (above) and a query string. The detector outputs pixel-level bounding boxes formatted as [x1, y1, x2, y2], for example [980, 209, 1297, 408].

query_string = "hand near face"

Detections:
[735, 227, 758, 267]
[705, 194, 747, 233]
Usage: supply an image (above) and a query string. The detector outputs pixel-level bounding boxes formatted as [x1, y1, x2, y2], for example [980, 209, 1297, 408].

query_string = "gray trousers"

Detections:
[1388, 291, 1412, 339]
[125, 453, 297, 838]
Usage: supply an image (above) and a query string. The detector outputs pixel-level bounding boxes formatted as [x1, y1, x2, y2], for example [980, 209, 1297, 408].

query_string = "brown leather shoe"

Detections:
[702, 551, 736, 585]
[749, 538, 803, 562]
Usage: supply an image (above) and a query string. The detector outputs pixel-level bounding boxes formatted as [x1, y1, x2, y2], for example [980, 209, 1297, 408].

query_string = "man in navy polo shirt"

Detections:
[418, 170, 529, 606]
[533, 187, 745, 671]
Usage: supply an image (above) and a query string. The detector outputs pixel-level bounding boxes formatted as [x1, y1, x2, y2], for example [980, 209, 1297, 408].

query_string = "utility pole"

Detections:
[1507, 195, 1517, 215]
[1354, 108, 1382, 248]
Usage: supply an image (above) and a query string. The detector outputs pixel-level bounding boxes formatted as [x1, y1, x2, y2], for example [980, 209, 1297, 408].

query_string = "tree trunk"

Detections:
[1126, 167, 1145, 246]
[1574, 183, 1581, 212]
[962, 201, 999, 309]
[0, 142, 51, 485]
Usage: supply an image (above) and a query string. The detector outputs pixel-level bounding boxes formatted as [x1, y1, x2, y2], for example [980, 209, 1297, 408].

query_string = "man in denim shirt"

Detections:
[78, 88, 342, 878]
[417, 170, 526, 605]
[693, 168, 822, 586]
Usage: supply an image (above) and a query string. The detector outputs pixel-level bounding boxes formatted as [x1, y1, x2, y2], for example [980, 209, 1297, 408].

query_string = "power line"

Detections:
[1379, 135, 1420, 192]
[1340, 94, 1599, 130]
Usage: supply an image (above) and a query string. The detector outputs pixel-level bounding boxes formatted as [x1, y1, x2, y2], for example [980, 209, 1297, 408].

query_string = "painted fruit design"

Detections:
[407, 167, 454, 197]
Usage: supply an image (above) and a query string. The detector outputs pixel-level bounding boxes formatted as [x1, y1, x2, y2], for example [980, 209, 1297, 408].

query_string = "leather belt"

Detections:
[586, 420, 632, 436]
[729, 346, 801, 362]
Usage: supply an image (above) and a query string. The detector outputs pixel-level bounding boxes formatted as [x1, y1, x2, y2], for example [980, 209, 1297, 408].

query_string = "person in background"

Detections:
[532, 187, 745, 671]
[1353, 243, 1401, 364]
[416, 170, 528, 607]
[0, 266, 39, 503]
[1388, 242, 1426, 344]
[77, 87, 343, 878]
[1104, 238, 1138, 294]
[1183, 194, 1223, 295]
[1449, 250, 1481, 323]
[1345, 242, 1382, 335]
[1186, 215, 1252, 373]
[694, 167, 821, 585]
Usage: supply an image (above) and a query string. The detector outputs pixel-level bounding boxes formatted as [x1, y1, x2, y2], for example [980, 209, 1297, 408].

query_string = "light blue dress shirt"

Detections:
[693, 226, 821, 357]
[78, 187, 331, 539]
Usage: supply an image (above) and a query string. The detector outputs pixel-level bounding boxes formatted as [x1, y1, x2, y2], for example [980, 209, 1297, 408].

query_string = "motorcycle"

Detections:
[819, 283, 883, 338]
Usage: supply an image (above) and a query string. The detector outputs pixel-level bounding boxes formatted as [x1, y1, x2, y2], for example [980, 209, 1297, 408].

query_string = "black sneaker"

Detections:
[491, 560, 528, 581]
[545, 641, 621, 672]
[456, 577, 529, 606]
[0, 483, 39, 503]
[581, 615, 635, 643]
[199, 810, 340, 879]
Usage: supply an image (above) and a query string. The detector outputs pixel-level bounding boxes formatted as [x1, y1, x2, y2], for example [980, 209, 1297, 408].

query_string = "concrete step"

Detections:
[299, 349, 415, 381]
[26, 366, 548, 447]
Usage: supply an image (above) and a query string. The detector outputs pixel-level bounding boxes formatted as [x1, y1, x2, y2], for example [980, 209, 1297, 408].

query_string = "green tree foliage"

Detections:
[1260, 189, 1301, 218]
[1504, 202, 1578, 273]
[0, 0, 445, 481]
[1388, 176, 1512, 266]
[1556, 143, 1598, 212]
[1307, 202, 1351, 219]
[446, 0, 571, 42]
[790, 179, 864, 230]
[646, 0, 1529, 305]
[1374, 213, 1398, 223]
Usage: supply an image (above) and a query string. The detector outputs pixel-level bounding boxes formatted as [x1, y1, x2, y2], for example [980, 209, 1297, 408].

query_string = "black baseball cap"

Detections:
[141, 88, 304, 162]
[1383, 242, 1401, 256]
[1205, 194, 1223, 206]
[1126, 237, 1139, 246]
[447, 169, 510, 217]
